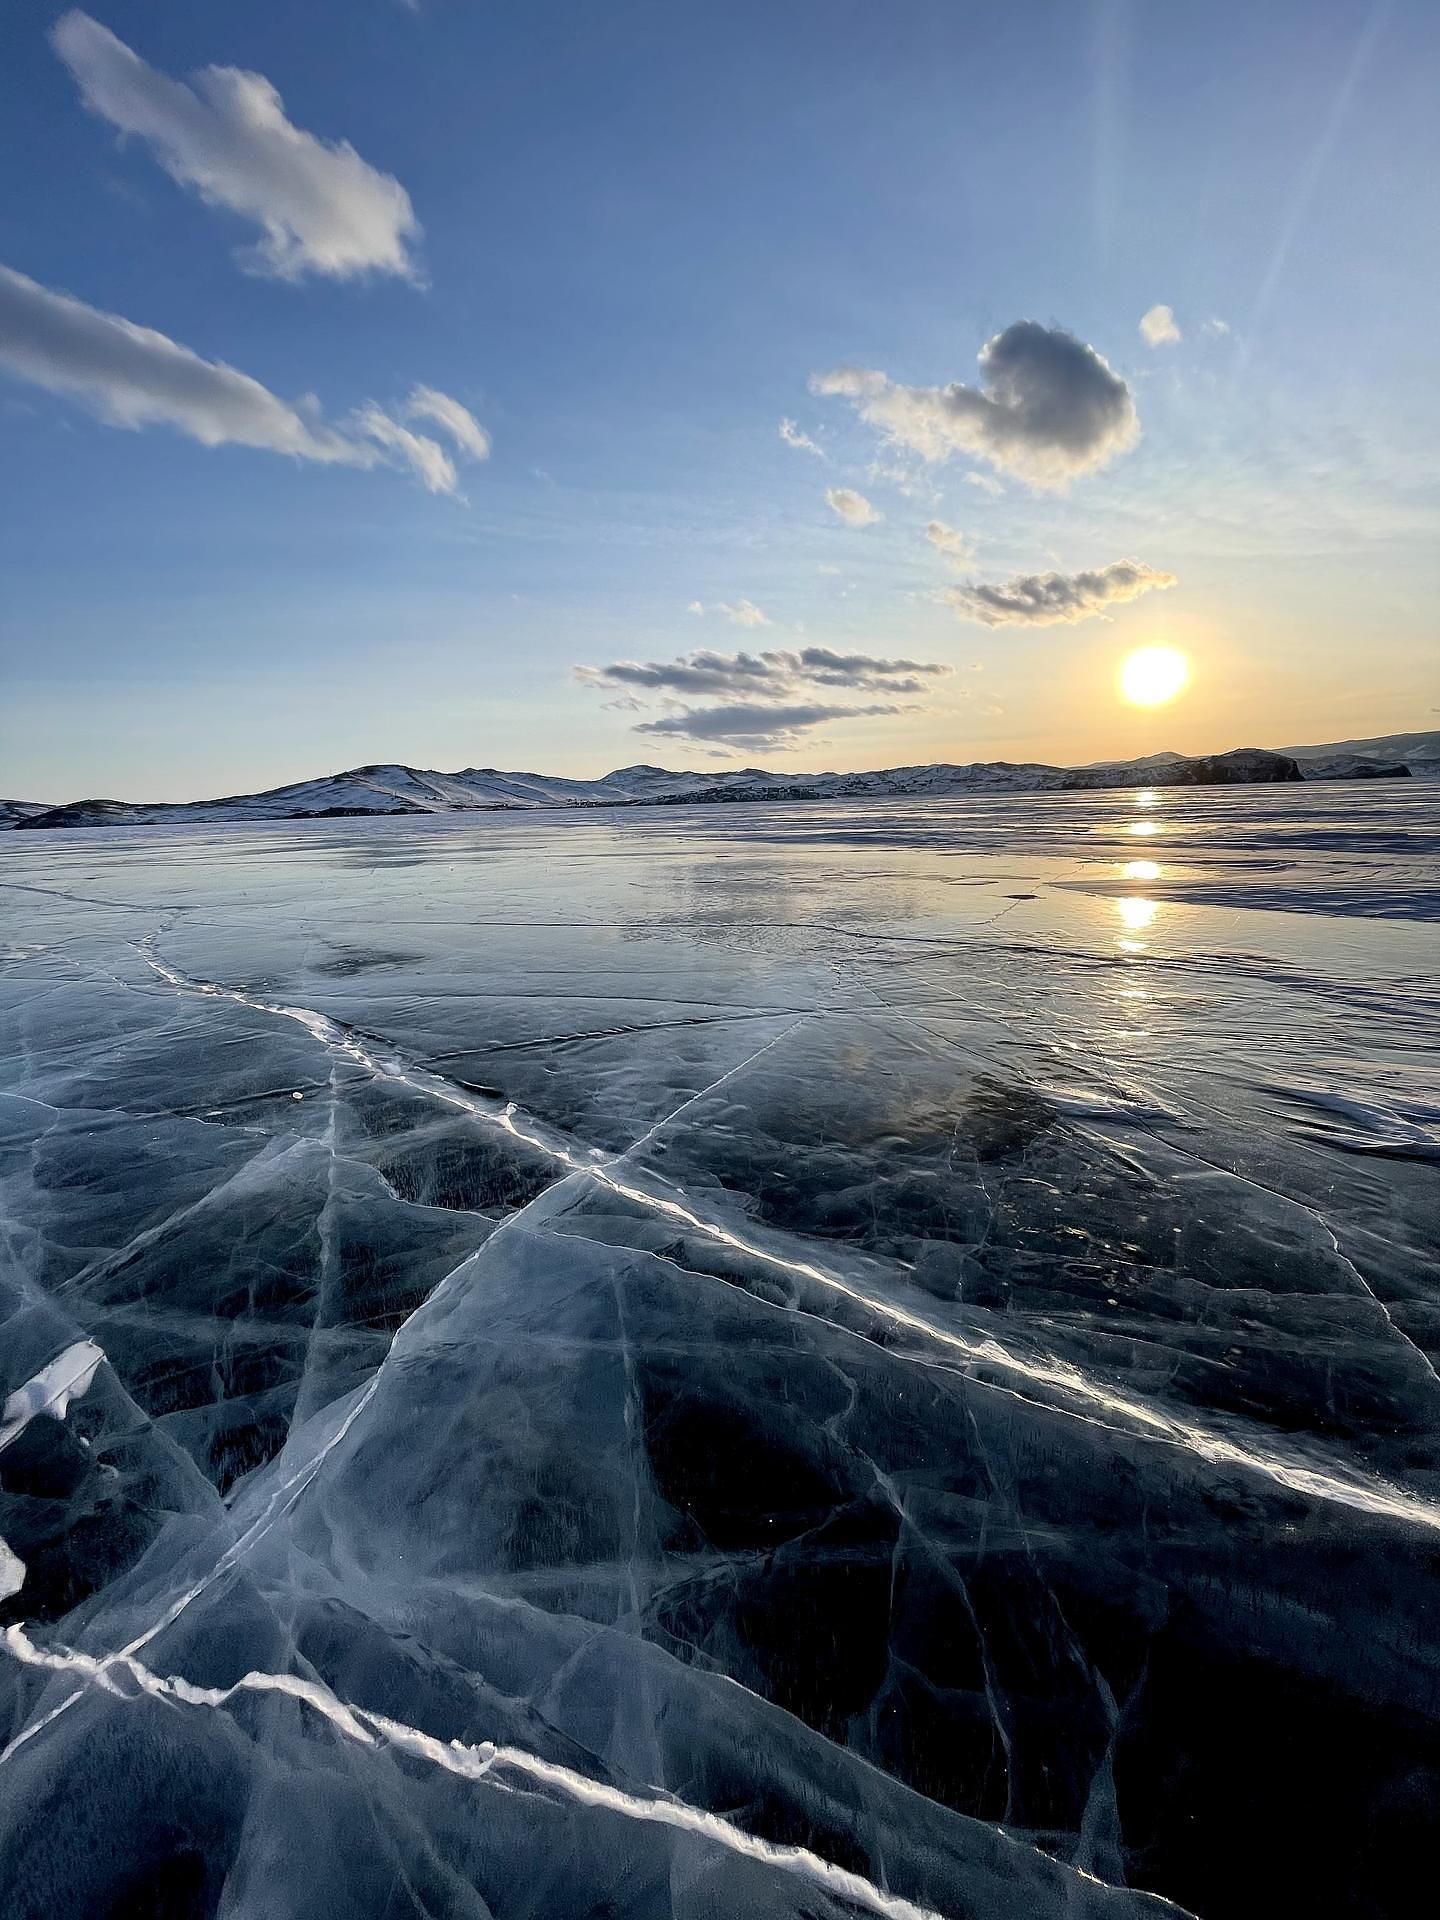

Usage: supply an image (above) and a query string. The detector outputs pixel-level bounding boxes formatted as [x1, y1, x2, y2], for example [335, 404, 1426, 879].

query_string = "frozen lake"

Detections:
[1, 781, 1437, 1918]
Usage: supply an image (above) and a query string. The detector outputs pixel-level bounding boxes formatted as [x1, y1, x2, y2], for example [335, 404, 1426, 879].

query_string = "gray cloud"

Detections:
[634, 701, 905, 752]
[576, 650, 778, 697]
[825, 485, 881, 525]
[0, 262, 481, 496]
[576, 644, 950, 752]
[812, 321, 1138, 490]
[795, 646, 948, 693]
[52, 12, 421, 283]
[946, 559, 1177, 627]
[575, 646, 949, 700]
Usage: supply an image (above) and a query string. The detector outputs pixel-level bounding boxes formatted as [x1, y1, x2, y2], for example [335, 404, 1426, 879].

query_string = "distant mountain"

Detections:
[1283, 729, 1440, 781]
[8, 746, 1312, 830]
[9, 733, 1433, 831]
[0, 801, 49, 830]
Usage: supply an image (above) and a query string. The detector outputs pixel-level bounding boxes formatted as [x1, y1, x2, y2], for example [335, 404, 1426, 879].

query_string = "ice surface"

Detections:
[0, 782, 1437, 1918]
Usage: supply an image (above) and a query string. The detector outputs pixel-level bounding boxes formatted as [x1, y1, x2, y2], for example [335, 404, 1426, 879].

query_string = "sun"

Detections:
[1119, 646, 1190, 707]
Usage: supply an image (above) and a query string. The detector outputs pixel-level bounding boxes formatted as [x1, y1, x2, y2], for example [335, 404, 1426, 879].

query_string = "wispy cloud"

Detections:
[0, 263, 482, 496]
[825, 485, 881, 526]
[406, 385, 490, 459]
[351, 404, 457, 494]
[779, 416, 824, 457]
[946, 559, 1177, 627]
[52, 12, 421, 283]
[812, 321, 1138, 490]
[925, 519, 972, 561]
[1139, 303, 1182, 347]
[963, 471, 1004, 495]
[687, 598, 770, 627]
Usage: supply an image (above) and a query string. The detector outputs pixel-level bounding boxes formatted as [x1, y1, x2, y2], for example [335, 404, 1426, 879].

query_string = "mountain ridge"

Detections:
[6, 730, 1433, 831]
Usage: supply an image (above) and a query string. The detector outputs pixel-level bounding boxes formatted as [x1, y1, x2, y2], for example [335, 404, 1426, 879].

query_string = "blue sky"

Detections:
[2, 0, 1436, 799]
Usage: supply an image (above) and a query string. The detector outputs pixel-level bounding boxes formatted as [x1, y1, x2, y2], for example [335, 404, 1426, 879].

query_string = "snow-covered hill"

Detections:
[1284, 730, 1439, 781]
[6, 747, 1321, 829]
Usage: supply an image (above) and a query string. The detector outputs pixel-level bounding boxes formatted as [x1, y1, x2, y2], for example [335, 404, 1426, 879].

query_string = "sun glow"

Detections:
[1119, 646, 1190, 707]
[1116, 896, 1159, 931]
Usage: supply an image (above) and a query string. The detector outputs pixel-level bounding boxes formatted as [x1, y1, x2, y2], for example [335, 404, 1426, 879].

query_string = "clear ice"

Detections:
[1, 781, 1437, 1919]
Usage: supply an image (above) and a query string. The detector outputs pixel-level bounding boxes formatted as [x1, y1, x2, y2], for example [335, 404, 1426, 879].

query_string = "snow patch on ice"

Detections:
[0, 1340, 105, 1453]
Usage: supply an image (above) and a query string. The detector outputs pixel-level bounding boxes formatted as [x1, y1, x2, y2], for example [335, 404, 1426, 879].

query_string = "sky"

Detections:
[1, 0, 1437, 802]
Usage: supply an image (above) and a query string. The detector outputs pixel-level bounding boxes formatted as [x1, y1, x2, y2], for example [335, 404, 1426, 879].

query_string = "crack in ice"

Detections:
[131, 942, 1440, 1540]
[1, 1624, 955, 1920]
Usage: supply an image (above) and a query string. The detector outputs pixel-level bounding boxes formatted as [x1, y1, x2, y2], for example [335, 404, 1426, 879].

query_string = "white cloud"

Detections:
[825, 485, 881, 526]
[963, 471, 1005, 496]
[0, 263, 483, 497]
[1140, 304, 1182, 347]
[52, 12, 421, 283]
[351, 404, 456, 495]
[812, 321, 1138, 491]
[406, 385, 490, 459]
[0, 261, 357, 459]
[1203, 316, 1232, 337]
[688, 598, 771, 628]
[946, 559, 1177, 627]
[779, 416, 824, 457]
[925, 520, 972, 561]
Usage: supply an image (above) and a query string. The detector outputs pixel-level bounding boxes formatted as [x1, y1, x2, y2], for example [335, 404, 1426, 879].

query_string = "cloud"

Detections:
[576, 646, 948, 701]
[576, 643, 952, 753]
[946, 559, 1177, 627]
[796, 646, 948, 694]
[825, 485, 881, 526]
[963, 471, 1005, 495]
[1140, 304, 1182, 347]
[52, 11, 421, 283]
[634, 700, 905, 752]
[0, 262, 483, 496]
[687, 598, 770, 628]
[351, 404, 456, 494]
[1203, 316, 1232, 338]
[406, 385, 490, 459]
[779, 417, 823, 457]
[811, 321, 1138, 490]
[0, 261, 358, 459]
[576, 650, 778, 697]
[925, 519, 972, 561]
